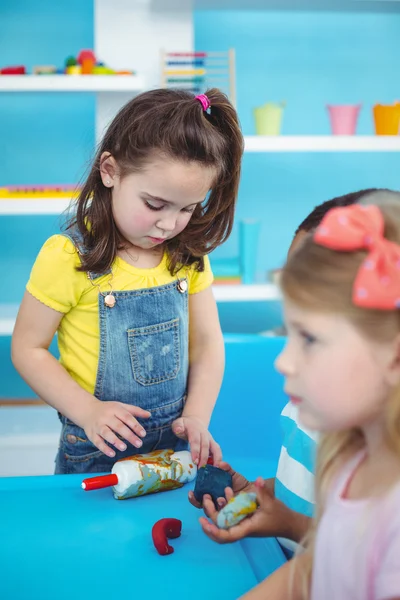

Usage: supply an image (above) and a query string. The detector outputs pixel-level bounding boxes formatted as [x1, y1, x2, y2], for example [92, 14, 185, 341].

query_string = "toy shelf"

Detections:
[244, 135, 400, 152]
[0, 285, 281, 335]
[0, 304, 19, 336]
[213, 283, 280, 302]
[0, 198, 71, 215]
[0, 75, 144, 93]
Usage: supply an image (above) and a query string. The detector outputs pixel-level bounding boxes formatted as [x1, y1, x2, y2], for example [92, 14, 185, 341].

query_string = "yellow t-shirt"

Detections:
[27, 235, 213, 394]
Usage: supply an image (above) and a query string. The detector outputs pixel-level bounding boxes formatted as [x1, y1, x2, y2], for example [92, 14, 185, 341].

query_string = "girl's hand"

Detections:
[172, 415, 222, 467]
[80, 399, 151, 457]
[188, 461, 254, 510]
[199, 477, 296, 544]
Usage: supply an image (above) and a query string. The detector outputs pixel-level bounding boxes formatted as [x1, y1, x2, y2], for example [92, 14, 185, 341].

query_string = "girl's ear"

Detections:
[386, 332, 400, 387]
[99, 152, 118, 187]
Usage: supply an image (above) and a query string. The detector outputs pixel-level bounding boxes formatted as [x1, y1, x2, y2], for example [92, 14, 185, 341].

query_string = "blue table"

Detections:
[1, 473, 286, 600]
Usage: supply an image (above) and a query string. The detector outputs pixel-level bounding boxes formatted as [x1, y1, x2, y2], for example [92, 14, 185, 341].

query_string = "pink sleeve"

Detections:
[375, 487, 400, 599]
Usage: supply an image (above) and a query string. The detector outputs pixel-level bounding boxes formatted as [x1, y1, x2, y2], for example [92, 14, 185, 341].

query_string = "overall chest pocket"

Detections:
[127, 317, 180, 386]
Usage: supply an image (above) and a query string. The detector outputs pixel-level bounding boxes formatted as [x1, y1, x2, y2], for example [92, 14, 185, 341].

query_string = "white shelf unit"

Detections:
[0, 198, 71, 215]
[244, 135, 400, 152]
[0, 74, 145, 138]
[0, 305, 19, 336]
[0, 75, 144, 93]
[213, 284, 280, 302]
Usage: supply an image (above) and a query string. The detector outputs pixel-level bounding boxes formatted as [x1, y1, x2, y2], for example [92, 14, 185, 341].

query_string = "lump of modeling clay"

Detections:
[152, 518, 182, 556]
[217, 492, 258, 529]
[193, 464, 233, 508]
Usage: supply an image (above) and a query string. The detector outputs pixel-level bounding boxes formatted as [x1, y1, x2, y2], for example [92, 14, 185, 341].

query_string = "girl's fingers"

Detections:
[123, 404, 151, 419]
[118, 410, 147, 439]
[111, 418, 143, 449]
[210, 438, 222, 465]
[92, 432, 116, 458]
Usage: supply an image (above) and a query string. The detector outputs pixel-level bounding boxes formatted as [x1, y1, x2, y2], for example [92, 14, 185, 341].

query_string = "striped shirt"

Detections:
[275, 401, 318, 554]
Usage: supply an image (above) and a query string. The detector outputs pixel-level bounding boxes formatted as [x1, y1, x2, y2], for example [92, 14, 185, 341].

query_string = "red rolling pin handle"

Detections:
[81, 473, 119, 491]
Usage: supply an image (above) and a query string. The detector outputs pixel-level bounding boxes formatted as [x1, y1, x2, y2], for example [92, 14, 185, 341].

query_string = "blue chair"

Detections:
[210, 334, 287, 480]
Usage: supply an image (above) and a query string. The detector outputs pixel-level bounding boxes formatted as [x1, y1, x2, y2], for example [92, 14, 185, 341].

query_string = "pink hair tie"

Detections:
[195, 94, 211, 111]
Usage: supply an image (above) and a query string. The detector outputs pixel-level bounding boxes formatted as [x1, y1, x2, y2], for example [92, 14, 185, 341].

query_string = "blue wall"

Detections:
[2, 5, 400, 322]
[0, 0, 95, 186]
[195, 10, 400, 278]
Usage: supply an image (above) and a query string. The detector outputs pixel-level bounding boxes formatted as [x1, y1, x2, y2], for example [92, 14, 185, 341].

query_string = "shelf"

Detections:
[0, 75, 144, 93]
[0, 286, 281, 335]
[0, 305, 18, 336]
[213, 284, 280, 302]
[0, 198, 71, 215]
[244, 135, 400, 152]
[192, 0, 400, 11]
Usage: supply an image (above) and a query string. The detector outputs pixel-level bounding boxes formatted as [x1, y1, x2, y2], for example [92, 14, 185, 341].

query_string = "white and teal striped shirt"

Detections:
[275, 402, 318, 554]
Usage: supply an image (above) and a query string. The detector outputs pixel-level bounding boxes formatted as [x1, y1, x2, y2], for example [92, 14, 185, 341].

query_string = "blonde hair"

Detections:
[281, 193, 400, 598]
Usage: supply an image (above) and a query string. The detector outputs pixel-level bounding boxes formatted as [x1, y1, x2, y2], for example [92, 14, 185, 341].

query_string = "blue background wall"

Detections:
[0, 0, 95, 186]
[1, 4, 400, 314]
[195, 9, 400, 277]
[0, 0, 95, 317]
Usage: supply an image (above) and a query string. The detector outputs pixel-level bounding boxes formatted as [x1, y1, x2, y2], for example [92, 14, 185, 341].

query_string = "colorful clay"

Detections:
[216, 492, 258, 529]
[152, 518, 182, 556]
[193, 464, 233, 508]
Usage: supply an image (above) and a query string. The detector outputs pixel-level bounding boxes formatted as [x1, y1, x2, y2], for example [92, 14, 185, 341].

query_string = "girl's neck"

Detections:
[118, 243, 164, 269]
[346, 422, 400, 500]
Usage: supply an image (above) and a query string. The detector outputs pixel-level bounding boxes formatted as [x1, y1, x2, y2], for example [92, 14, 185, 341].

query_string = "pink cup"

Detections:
[327, 104, 361, 135]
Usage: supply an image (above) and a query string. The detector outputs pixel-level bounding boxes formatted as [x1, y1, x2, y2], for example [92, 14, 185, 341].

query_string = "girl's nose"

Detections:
[274, 343, 294, 377]
[156, 214, 177, 232]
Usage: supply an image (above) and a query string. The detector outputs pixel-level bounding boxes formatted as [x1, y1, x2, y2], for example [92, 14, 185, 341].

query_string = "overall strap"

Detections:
[61, 223, 112, 281]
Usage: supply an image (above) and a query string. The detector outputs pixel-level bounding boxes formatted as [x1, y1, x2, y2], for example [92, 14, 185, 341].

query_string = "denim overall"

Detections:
[55, 225, 189, 474]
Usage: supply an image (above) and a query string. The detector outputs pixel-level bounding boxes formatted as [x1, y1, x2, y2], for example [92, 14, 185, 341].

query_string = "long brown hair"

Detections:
[281, 191, 400, 598]
[66, 88, 244, 275]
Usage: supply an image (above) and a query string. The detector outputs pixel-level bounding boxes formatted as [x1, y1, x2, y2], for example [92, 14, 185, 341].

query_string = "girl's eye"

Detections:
[144, 200, 163, 211]
[182, 206, 195, 214]
[300, 331, 317, 346]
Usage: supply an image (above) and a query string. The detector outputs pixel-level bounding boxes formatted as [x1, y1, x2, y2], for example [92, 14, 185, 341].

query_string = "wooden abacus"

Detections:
[160, 49, 236, 107]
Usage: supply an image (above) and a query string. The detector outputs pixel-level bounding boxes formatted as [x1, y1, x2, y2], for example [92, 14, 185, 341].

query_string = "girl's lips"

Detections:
[148, 236, 166, 244]
[289, 395, 302, 405]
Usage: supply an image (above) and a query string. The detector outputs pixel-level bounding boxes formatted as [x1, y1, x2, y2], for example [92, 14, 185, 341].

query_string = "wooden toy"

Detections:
[160, 50, 236, 107]
[33, 66, 57, 75]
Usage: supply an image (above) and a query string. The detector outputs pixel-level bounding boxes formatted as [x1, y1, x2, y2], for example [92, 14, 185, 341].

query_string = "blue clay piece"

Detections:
[217, 492, 258, 529]
[193, 465, 233, 508]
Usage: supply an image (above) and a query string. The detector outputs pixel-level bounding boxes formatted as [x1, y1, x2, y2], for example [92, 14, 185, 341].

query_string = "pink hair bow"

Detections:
[314, 204, 400, 310]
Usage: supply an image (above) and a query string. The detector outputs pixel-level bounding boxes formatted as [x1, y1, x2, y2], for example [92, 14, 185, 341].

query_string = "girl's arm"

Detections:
[172, 286, 224, 466]
[11, 291, 150, 455]
[239, 553, 309, 600]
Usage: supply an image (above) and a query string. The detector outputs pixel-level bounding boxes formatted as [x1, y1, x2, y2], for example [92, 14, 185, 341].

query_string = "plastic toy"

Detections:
[0, 66, 26, 75]
[81, 449, 197, 500]
[327, 104, 361, 135]
[0, 185, 80, 199]
[211, 219, 261, 285]
[217, 492, 258, 529]
[193, 464, 233, 509]
[373, 103, 400, 135]
[152, 518, 182, 555]
[253, 102, 285, 136]
[77, 50, 96, 74]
